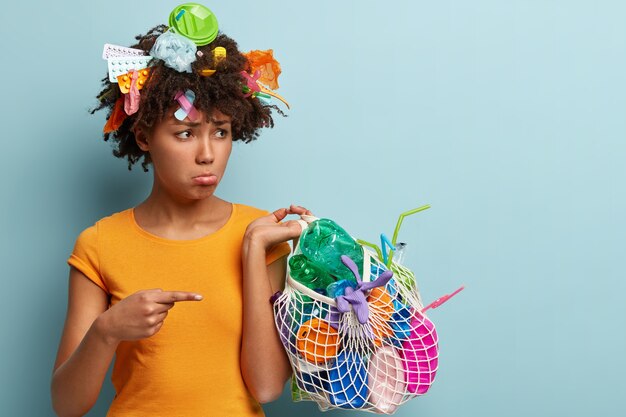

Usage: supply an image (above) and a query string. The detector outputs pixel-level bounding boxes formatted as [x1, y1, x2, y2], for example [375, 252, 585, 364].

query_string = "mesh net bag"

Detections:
[272, 214, 439, 414]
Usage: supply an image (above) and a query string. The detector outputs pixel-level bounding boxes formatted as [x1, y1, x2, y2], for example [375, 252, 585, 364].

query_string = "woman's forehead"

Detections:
[162, 106, 232, 124]
[208, 108, 231, 122]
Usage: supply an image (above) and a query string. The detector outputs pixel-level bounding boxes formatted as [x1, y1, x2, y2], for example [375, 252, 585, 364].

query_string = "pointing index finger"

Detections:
[154, 291, 203, 303]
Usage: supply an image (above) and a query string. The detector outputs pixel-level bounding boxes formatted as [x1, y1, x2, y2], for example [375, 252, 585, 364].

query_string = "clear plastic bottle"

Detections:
[392, 242, 407, 264]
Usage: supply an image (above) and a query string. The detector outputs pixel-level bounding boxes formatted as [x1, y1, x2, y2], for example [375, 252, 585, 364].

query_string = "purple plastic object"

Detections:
[334, 255, 393, 325]
[274, 297, 297, 354]
[399, 311, 439, 394]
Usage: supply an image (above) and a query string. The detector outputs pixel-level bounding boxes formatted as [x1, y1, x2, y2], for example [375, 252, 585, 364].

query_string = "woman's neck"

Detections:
[135, 180, 229, 231]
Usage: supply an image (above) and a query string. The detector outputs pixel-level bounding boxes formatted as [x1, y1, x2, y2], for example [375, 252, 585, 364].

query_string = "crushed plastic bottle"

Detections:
[289, 254, 336, 291]
[299, 219, 364, 283]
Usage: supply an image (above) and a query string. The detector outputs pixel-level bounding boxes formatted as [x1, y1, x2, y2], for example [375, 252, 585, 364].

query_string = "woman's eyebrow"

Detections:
[170, 118, 231, 126]
[210, 118, 231, 126]
[172, 120, 201, 127]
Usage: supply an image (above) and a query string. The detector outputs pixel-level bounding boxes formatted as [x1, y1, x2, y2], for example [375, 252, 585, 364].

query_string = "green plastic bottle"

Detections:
[289, 254, 336, 291]
[299, 219, 364, 284]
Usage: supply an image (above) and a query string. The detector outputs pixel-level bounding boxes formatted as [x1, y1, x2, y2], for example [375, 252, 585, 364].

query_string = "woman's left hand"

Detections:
[244, 204, 313, 251]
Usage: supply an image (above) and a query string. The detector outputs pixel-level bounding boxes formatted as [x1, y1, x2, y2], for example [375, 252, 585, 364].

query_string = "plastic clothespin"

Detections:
[421, 285, 465, 313]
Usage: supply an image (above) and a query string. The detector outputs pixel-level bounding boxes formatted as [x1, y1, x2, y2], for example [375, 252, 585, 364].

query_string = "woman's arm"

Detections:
[240, 205, 311, 403]
[51, 268, 202, 416]
[50, 267, 118, 417]
[240, 246, 292, 403]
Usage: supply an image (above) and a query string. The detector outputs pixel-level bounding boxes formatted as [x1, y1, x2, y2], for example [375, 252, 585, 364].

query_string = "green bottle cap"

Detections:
[168, 3, 219, 46]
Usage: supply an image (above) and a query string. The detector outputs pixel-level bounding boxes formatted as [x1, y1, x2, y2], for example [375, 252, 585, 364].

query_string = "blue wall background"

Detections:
[1, 0, 624, 416]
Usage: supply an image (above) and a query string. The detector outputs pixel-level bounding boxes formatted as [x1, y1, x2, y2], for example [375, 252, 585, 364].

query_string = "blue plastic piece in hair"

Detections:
[149, 31, 197, 73]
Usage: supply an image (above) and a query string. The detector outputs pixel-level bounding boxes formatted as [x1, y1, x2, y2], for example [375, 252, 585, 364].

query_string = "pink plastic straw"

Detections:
[421, 285, 465, 313]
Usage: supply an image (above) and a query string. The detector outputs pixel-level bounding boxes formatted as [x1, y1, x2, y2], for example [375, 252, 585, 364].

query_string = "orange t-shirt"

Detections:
[67, 203, 291, 417]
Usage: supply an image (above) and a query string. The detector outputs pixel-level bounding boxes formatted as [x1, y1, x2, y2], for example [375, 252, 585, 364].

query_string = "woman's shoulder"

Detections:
[75, 208, 133, 236]
[70, 208, 133, 253]
[97, 207, 133, 226]
[233, 202, 274, 219]
[232, 202, 281, 229]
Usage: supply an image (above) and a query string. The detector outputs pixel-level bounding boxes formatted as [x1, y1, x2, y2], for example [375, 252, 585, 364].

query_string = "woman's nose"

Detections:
[196, 137, 214, 164]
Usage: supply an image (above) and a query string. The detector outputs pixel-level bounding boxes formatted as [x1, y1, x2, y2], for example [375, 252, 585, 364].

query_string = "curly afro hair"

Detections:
[91, 25, 285, 172]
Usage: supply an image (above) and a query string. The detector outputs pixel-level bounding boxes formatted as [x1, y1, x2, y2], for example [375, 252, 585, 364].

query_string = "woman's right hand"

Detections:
[97, 289, 203, 343]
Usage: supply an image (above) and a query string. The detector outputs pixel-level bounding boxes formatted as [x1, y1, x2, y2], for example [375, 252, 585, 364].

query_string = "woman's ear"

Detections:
[134, 125, 150, 152]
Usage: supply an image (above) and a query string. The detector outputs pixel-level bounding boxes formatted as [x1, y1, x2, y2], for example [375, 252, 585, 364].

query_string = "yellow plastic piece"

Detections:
[212, 46, 226, 64]
[199, 47, 227, 77]
[117, 68, 150, 94]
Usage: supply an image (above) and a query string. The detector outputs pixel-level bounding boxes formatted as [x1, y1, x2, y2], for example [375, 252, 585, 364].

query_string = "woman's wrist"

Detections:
[242, 230, 269, 256]
[92, 312, 120, 347]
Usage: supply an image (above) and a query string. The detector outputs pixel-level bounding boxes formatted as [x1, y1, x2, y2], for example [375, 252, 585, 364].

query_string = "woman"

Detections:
[51, 6, 307, 416]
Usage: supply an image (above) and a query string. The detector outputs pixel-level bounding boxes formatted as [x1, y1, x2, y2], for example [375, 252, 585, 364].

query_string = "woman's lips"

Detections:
[192, 175, 218, 185]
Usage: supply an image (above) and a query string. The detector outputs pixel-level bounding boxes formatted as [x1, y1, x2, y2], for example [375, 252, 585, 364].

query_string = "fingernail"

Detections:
[194, 294, 203, 300]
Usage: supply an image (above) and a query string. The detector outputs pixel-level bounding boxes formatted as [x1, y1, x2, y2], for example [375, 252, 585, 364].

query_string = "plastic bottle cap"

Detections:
[168, 3, 219, 46]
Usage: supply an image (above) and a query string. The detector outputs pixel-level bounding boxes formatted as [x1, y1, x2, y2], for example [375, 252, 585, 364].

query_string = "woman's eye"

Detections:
[215, 129, 229, 139]
[176, 130, 192, 139]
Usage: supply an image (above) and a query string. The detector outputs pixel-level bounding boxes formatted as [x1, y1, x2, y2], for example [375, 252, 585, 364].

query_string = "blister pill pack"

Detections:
[102, 44, 146, 60]
[107, 56, 153, 82]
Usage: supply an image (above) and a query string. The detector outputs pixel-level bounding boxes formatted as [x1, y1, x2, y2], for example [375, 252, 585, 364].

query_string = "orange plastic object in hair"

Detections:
[296, 318, 340, 364]
[200, 69, 216, 77]
[117, 68, 150, 94]
[103, 97, 128, 133]
[367, 287, 395, 321]
[242, 49, 282, 90]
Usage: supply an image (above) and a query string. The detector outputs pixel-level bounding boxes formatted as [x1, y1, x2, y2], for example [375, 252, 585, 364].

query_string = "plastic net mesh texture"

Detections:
[274, 250, 439, 414]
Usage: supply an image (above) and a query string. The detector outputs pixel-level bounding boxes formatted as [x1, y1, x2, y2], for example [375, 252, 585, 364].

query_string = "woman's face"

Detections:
[136, 107, 233, 201]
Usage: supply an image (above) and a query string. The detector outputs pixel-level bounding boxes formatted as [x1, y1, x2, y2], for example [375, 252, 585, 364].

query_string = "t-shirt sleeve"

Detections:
[266, 241, 292, 265]
[67, 224, 109, 293]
